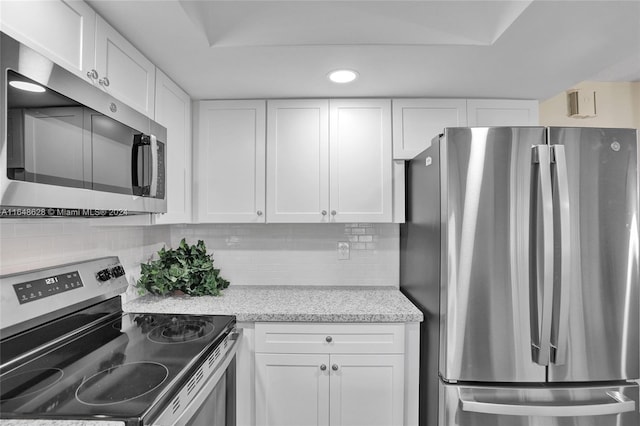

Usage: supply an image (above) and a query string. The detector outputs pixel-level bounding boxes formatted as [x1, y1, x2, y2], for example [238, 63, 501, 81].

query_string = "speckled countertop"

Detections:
[123, 286, 423, 323]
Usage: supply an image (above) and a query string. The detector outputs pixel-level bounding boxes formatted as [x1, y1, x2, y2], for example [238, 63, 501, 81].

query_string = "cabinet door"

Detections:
[195, 100, 266, 223]
[0, 0, 95, 80]
[153, 70, 191, 224]
[329, 354, 404, 426]
[266, 100, 329, 223]
[329, 99, 392, 223]
[94, 16, 155, 117]
[255, 353, 330, 426]
[466, 99, 539, 126]
[392, 99, 467, 159]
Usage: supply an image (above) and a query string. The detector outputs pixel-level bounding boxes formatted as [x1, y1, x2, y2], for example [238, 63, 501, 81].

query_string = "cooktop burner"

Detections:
[76, 362, 169, 406]
[0, 311, 234, 421]
[148, 318, 215, 344]
[0, 368, 64, 401]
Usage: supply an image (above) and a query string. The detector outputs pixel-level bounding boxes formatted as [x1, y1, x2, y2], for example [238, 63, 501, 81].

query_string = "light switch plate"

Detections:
[337, 241, 350, 260]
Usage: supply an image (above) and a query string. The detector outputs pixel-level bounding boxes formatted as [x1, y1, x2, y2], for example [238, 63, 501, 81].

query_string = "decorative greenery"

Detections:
[137, 238, 229, 296]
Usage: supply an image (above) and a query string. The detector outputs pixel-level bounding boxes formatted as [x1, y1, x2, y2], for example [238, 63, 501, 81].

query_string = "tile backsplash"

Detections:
[1, 220, 399, 296]
[170, 223, 399, 286]
[0, 218, 171, 301]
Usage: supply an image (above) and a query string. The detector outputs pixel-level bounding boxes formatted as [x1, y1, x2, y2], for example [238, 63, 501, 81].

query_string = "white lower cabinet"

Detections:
[328, 354, 404, 426]
[256, 353, 330, 426]
[254, 323, 405, 426]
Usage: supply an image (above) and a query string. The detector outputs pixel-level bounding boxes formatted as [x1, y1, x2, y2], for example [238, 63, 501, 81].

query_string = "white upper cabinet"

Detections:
[392, 99, 467, 159]
[194, 100, 266, 223]
[466, 99, 539, 126]
[1, 1, 156, 118]
[94, 16, 156, 117]
[329, 100, 392, 223]
[266, 100, 329, 223]
[0, 0, 96, 79]
[267, 99, 392, 223]
[153, 70, 191, 224]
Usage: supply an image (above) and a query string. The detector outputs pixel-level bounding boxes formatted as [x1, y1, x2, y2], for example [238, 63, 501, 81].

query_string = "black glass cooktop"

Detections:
[0, 312, 234, 421]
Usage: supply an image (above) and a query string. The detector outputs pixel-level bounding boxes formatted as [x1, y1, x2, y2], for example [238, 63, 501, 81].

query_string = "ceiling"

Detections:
[87, 0, 640, 101]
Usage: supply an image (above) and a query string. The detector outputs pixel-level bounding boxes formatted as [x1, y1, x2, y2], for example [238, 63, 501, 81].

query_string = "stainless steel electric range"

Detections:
[0, 257, 240, 425]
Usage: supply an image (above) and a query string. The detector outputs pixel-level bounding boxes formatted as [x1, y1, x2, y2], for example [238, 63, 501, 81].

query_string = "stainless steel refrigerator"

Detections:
[400, 127, 639, 426]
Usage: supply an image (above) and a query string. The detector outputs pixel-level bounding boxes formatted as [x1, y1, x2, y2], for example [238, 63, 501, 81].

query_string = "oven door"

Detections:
[151, 329, 241, 426]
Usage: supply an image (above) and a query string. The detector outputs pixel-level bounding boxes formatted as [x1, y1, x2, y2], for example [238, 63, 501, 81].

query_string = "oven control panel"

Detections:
[0, 256, 129, 337]
[13, 270, 84, 304]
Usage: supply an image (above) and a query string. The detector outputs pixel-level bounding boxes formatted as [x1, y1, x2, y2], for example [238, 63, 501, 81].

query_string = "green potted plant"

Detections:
[136, 238, 229, 296]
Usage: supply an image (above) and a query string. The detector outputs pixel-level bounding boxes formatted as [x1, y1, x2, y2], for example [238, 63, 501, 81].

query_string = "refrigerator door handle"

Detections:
[550, 144, 571, 365]
[530, 145, 554, 366]
[459, 389, 636, 417]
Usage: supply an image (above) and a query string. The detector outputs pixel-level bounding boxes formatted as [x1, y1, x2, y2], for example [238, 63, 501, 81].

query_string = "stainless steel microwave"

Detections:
[0, 32, 166, 217]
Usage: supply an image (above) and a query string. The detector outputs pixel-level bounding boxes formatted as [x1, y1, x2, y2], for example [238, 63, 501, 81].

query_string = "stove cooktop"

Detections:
[0, 312, 235, 421]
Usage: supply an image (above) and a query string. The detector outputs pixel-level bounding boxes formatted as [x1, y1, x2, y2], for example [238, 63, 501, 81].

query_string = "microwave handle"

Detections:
[149, 135, 159, 198]
[131, 134, 149, 196]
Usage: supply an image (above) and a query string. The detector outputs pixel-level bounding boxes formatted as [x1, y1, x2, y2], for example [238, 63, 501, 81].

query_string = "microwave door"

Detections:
[90, 112, 139, 196]
[6, 71, 92, 190]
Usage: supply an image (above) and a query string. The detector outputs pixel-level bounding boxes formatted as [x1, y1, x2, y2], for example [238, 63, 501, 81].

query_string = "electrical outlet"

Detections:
[337, 241, 350, 260]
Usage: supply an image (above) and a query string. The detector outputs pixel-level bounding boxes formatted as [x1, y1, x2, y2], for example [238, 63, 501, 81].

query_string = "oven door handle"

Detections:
[151, 328, 243, 426]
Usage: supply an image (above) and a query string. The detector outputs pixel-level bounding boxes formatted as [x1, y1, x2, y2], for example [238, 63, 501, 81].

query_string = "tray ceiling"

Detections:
[87, 0, 640, 100]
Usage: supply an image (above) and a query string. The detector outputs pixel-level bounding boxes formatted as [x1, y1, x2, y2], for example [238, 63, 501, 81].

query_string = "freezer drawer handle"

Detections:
[459, 389, 635, 417]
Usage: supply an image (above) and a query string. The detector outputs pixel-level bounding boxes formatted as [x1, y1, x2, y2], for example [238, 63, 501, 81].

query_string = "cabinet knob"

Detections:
[99, 77, 110, 87]
[325, 336, 332, 343]
[257, 210, 263, 216]
[87, 69, 99, 80]
[332, 364, 339, 371]
[331, 210, 337, 216]
[321, 210, 327, 216]
[320, 364, 327, 371]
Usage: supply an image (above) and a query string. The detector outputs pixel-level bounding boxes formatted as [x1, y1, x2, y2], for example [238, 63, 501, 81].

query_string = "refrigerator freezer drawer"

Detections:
[439, 381, 639, 426]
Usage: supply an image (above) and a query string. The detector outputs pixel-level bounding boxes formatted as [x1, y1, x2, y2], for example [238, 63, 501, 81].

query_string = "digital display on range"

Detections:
[13, 271, 84, 304]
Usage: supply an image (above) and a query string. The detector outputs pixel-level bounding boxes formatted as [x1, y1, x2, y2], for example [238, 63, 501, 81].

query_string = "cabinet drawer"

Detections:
[255, 323, 405, 354]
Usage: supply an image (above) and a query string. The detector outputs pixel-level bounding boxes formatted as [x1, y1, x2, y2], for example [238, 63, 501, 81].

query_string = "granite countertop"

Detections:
[123, 286, 423, 323]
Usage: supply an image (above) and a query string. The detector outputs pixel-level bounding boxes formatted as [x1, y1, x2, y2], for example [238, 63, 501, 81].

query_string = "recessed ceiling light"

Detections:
[9, 80, 46, 93]
[328, 69, 358, 84]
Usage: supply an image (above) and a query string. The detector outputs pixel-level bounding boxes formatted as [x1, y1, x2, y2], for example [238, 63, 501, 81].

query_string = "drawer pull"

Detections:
[325, 336, 333, 343]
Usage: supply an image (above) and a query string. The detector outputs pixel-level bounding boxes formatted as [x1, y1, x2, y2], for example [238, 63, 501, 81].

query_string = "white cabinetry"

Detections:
[466, 99, 539, 126]
[0, 0, 96, 79]
[329, 100, 393, 223]
[255, 323, 405, 426]
[94, 16, 156, 117]
[194, 100, 266, 223]
[392, 99, 467, 159]
[153, 70, 191, 224]
[266, 100, 329, 223]
[1, 1, 156, 118]
[266, 99, 392, 223]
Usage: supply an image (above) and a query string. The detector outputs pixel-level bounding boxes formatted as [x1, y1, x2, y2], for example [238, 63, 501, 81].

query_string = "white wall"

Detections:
[539, 81, 640, 128]
[170, 223, 399, 286]
[0, 221, 400, 295]
[0, 218, 171, 301]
